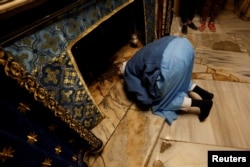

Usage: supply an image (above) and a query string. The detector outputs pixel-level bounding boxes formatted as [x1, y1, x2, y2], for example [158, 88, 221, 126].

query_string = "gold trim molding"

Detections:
[0, 47, 103, 153]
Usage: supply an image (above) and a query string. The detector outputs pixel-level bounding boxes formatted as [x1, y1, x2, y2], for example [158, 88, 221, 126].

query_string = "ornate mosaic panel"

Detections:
[3, 0, 133, 129]
[0, 47, 103, 166]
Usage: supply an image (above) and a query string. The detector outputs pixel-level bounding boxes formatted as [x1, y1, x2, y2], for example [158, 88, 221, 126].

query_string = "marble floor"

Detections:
[88, 10, 250, 167]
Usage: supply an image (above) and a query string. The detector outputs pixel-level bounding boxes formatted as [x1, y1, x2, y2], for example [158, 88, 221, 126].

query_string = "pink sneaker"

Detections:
[208, 22, 216, 32]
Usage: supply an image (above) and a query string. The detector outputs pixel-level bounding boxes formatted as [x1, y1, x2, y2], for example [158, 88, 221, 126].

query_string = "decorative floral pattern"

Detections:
[2, 0, 157, 129]
[0, 47, 103, 152]
[3, 0, 133, 130]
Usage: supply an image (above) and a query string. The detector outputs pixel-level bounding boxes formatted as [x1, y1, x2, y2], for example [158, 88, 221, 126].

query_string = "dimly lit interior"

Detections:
[1, 0, 250, 167]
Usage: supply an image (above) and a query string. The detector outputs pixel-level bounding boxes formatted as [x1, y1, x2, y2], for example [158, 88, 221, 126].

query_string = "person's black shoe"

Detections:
[187, 22, 198, 30]
[181, 25, 187, 34]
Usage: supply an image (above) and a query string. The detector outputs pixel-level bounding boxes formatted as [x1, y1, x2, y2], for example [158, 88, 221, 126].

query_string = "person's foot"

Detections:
[198, 21, 206, 32]
[199, 100, 213, 122]
[208, 22, 216, 32]
[181, 24, 188, 34]
[191, 99, 213, 122]
[187, 22, 198, 30]
[192, 85, 214, 100]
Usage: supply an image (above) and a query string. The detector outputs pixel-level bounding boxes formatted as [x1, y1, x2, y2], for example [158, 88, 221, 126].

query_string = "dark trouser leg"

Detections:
[209, 0, 224, 22]
[201, 0, 213, 22]
[180, 0, 198, 23]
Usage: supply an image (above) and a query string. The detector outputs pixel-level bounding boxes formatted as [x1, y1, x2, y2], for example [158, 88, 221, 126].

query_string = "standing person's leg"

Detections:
[180, 0, 189, 34]
[199, 0, 213, 31]
[180, 0, 198, 34]
[185, 0, 198, 30]
[208, 0, 224, 32]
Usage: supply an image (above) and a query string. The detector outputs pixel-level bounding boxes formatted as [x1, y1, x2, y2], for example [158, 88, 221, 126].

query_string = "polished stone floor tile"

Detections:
[91, 107, 164, 167]
[91, 80, 133, 143]
[195, 49, 250, 83]
[160, 80, 250, 149]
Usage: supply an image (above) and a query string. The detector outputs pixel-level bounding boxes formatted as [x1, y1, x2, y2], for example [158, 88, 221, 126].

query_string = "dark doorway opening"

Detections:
[71, 1, 145, 86]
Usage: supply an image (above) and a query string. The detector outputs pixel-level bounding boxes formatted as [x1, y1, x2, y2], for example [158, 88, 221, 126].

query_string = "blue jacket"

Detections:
[124, 36, 176, 105]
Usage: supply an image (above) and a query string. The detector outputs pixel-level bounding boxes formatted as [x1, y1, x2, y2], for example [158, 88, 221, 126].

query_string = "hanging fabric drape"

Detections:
[156, 0, 174, 38]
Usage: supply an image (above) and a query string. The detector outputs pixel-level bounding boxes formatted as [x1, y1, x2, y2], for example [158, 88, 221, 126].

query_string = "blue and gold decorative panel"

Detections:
[0, 47, 103, 166]
[3, 0, 133, 129]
